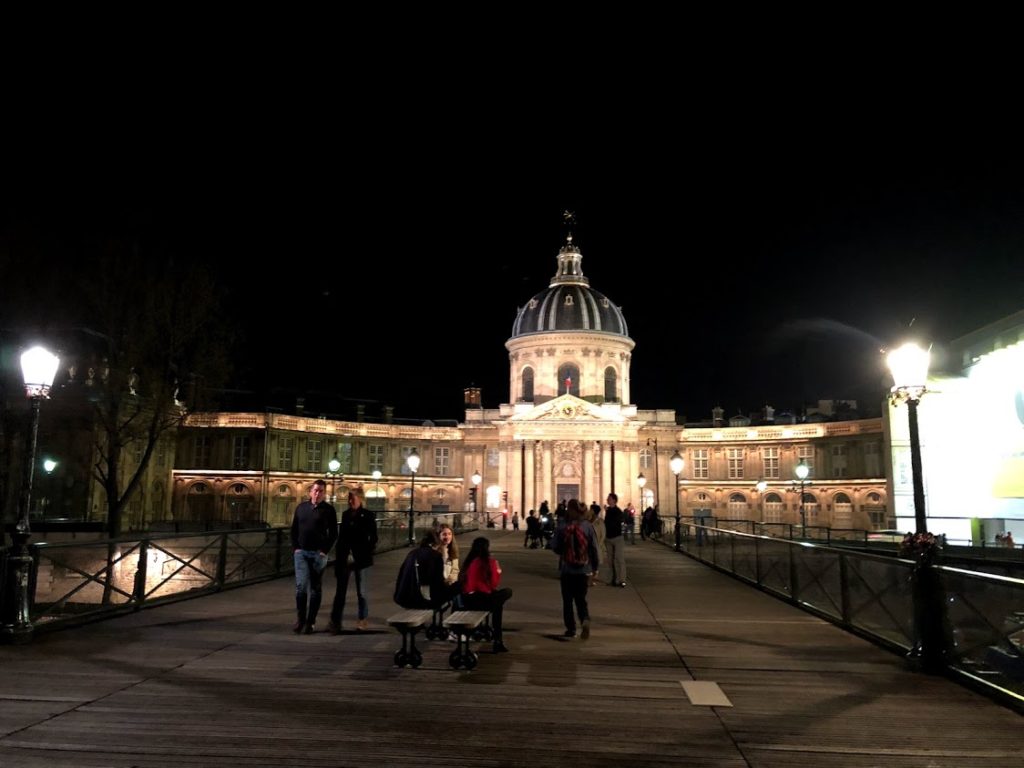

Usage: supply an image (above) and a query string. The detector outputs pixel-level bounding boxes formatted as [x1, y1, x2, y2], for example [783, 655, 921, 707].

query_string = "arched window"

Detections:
[834, 492, 851, 504]
[604, 366, 618, 402]
[557, 363, 580, 397]
[521, 367, 534, 402]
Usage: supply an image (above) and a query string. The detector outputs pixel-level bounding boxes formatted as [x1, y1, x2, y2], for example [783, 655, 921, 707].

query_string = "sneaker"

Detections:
[292, 620, 304, 634]
[447, 630, 459, 643]
[618, 582, 627, 588]
[563, 629, 576, 638]
[326, 622, 341, 636]
[303, 623, 314, 635]
[356, 618, 368, 632]
[492, 641, 509, 653]
[581, 620, 590, 640]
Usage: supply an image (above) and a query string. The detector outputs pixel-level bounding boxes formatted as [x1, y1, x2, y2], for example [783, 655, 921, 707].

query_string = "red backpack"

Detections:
[561, 523, 590, 567]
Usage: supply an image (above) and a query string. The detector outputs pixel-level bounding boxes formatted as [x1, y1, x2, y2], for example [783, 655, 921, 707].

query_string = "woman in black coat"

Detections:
[327, 487, 378, 633]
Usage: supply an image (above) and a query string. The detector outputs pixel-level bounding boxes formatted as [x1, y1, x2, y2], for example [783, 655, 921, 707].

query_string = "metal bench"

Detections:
[424, 600, 453, 640]
[386, 609, 435, 668]
[442, 610, 491, 670]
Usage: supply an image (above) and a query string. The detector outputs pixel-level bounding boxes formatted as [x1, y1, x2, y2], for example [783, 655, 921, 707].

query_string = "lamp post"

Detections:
[407, 449, 420, 546]
[887, 341, 947, 671]
[887, 342, 930, 534]
[372, 469, 382, 511]
[647, 438, 659, 510]
[327, 454, 342, 503]
[471, 470, 482, 526]
[2, 345, 60, 644]
[637, 472, 647, 510]
[756, 479, 767, 525]
[669, 450, 684, 551]
[794, 460, 809, 537]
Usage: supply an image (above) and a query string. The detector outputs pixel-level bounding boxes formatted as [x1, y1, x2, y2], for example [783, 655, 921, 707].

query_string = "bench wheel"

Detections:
[394, 650, 409, 667]
[449, 650, 463, 669]
[473, 626, 493, 642]
[464, 652, 478, 670]
[410, 649, 423, 668]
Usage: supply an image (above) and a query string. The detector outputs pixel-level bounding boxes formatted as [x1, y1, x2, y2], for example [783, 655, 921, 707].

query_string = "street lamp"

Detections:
[887, 341, 930, 534]
[756, 479, 767, 524]
[794, 460, 810, 536]
[327, 454, 342, 503]
[2, 345, 60, 644]
[407, 449, 420, 546]
[637, 472, 647, 510]
[372, 469, 382, 510]
[471, 470, 482, 525]
[669, 450, 684, 551]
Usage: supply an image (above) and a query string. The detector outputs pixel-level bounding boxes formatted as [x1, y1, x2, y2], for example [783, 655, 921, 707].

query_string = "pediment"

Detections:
[509, 395, 628, 423]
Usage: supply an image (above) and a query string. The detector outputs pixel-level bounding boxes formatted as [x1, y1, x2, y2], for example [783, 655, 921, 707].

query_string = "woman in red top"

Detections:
[460, 537, 513, 653]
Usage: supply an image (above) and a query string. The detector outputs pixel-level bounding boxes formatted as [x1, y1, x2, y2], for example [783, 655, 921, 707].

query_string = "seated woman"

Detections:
[460, 536, 512, 653]
[437, 523, 462, 600]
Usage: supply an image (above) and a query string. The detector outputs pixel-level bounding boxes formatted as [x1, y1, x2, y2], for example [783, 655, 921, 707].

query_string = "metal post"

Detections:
[799, 477, 806, 537]
[674, 475, 681, 551]
[907, 397, 927, 534]
[2, 396, 41, 643]
[408, 471, 416, 547]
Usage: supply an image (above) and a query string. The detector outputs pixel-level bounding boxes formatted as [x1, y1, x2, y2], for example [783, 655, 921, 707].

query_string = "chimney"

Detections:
[764, 404, 775, 423]
[712, 405, 724, 427]
[464, 386, 482, 408]
[296, 397, 305, 415]
[356, 404, 365, 422]
[383, 405, 394, 423]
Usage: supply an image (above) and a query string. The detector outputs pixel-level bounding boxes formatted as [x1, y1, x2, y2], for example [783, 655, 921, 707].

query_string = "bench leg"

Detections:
[448, 628, 479, 670]
[394, 627, 424, 668]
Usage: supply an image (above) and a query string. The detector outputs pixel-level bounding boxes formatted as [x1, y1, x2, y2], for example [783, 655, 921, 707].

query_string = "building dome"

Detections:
[511, 235, 629, 338]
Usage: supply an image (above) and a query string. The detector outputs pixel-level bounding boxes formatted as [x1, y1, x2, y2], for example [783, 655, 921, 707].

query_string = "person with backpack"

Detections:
[552, 498, 600, 639]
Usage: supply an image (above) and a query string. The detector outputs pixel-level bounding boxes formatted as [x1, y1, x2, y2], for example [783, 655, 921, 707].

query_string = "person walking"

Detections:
[328, 486, 378, 634]
[603, 492, 627, 587]
[585, 501, 605, 586]
[553, 499, 600, 638]
[290, 479, 338, 634]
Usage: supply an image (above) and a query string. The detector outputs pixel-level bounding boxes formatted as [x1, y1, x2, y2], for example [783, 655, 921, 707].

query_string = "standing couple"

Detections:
[290, 481, 378, 634]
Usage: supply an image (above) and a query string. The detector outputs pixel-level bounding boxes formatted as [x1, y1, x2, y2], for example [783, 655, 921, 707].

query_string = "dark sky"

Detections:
[4, 128, 1024, 423]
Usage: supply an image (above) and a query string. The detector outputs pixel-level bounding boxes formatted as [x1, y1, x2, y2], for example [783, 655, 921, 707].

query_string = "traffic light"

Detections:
[502, 490, 508, 504]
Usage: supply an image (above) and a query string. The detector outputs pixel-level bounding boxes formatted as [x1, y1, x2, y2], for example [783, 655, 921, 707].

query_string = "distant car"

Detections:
[867, 529, 907, 543]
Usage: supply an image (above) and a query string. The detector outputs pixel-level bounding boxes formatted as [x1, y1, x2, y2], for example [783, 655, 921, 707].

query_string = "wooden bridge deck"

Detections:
[1, 531, 1020, 767]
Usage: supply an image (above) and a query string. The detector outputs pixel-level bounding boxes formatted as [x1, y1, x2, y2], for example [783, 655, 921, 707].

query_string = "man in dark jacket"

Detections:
[328, 487, 378, 633]
[603, 492, 627, 587]
[394, 530, 447, 609]
[290, 479, 338, 634]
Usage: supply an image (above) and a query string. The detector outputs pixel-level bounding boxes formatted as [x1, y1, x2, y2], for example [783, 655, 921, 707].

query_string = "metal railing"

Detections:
[659, 518, 1024, 712]
[0, 511, 477, 637]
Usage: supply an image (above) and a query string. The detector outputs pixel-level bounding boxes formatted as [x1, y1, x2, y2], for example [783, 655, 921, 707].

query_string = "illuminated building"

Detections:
[170, 232, 890, 533]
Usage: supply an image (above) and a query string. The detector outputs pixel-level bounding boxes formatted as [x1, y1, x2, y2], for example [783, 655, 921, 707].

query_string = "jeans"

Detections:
[294, 550, 327, 624]
[331, 565, 371, 625]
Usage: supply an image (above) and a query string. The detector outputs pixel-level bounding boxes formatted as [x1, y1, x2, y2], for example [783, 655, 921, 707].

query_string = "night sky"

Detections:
[4, 133, 1024, 424]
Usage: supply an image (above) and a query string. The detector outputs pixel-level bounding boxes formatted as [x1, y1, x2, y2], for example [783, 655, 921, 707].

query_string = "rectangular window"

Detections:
[831, 444, 848, 478]
[337, 442, 352, 473]
[400, 446, 416, 475]
[797, 445, 814, 476]
[762, 446, 779, 479]
[133, 442, 144, 464]
[279, 437, 294, 471]
[156, 442, 167, 468]
[487, 447, 500, 468]
[864, 441, 881, 477]
[233, 436, 250, 470]
[640, 447, 652, 470]
[193, 436, 210, 468]
[693, 448, 709, 479]
[369, 444, 384, 473]
[434, 446, 450, 476]
[306, 439, 322, 472]
[727, 447, 744, 479]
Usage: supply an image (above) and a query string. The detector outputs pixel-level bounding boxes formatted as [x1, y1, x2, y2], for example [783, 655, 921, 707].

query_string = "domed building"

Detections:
[168, 229, 890, 536]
